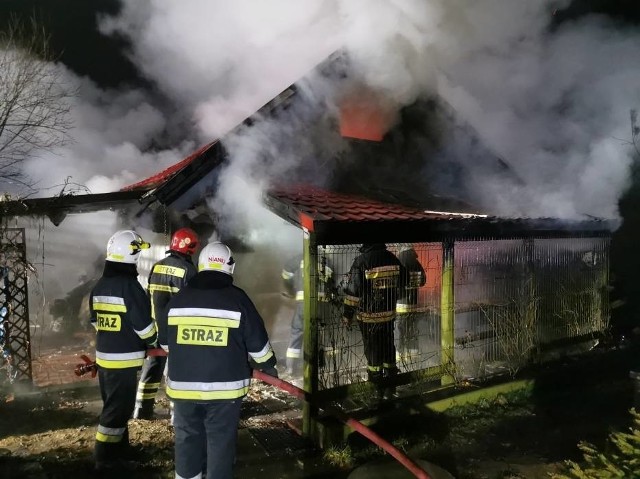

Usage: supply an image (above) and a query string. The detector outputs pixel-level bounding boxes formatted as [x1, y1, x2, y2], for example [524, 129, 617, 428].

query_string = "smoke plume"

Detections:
[96, 0, 639, 231]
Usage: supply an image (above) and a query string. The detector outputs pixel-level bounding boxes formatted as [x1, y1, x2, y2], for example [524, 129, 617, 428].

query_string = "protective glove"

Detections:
[261, 366, 279, 379]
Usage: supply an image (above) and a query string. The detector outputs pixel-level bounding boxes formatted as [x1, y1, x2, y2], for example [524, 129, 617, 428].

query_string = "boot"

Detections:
[132, 403, 154, 420]
[382, 367, 399, 400]
[367, 369, 384, 399]
[285, 358, 302, 378]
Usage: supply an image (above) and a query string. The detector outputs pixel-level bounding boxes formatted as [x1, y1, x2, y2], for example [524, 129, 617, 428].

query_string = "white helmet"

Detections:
[198, 241, 235, 275]
[106, 230, 150, 264]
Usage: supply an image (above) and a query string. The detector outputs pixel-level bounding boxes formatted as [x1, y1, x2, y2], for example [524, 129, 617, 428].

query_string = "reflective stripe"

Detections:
[367, 365, 382, 372]
[408, 271, 424, 288]
[135, 322, 157, 340]
[344, 295, 360, 307]
[365, 265, 399, 279]
[286, 347, 301, 359]
[357, 311, 395, 323]
[169, 316, 240, 329]
[96, 357, 145, 368]
[176, 472, 202, 479]
[396, 303, 423, 313]
[282, 270, 294, 280]
[294, 291, 329, 302]
[153, 264, 186, 278]
[148, 284, 180, 293]
[136, 391, 159, 400]
[169, 307, 240, 319]
[166, 378, 250, 400]
[93, 295, 126, 313]
[249, 342, 275, 363]
[138, 382, 161, 390]
[96, 424, 126, 443]
[95, 350, 146, 369]
[169, 307, 240, 328]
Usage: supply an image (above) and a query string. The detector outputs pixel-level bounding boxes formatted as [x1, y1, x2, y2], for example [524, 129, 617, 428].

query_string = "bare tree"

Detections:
[0, 16, 75, 194]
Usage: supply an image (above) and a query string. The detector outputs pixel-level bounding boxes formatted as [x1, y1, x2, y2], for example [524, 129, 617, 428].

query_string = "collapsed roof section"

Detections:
[264, 184, 615, 245]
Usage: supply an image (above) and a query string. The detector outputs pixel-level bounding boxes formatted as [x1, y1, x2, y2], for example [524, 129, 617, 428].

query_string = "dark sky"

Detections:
[0, 0, 141, 88]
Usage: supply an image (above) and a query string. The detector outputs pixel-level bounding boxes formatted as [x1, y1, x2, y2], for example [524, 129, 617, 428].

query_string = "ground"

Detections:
[0, 342, 636, 479]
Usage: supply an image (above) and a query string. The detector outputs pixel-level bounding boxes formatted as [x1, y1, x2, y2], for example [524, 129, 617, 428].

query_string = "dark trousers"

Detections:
[286, 302, 304, 371]
[95, 368, 138, 464]
[396, 312, 421, 354]
[136, 355, 167, 413]
[359, 320, 396, 372]
[173, 399, 243, 479]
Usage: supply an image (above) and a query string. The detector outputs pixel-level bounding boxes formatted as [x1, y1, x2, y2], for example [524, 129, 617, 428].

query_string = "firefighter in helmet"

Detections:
[90, 230, 156, 472]
[281, 253, 334, 377]
[157, 241, 278, 479]
[395, 244, 426, 362]
[342, 243, 406, 399]
[133, 227, 199, 420]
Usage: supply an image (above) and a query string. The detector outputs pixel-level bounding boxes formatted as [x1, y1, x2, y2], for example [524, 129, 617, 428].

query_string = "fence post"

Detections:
[440, 238, 455, 385]
[302, 229, 319, 437]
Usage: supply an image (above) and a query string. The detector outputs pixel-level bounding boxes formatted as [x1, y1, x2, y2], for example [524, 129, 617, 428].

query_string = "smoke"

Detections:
[20, 68, 192, 196]
[94, 0, 638, 237]
[6, 0, 639, 314]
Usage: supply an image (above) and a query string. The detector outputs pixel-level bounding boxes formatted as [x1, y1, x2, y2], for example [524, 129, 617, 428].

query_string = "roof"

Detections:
[121, 142, 218, 192]
[0, 190, 145, 226]
[120, 85, 299, 208]
[263, 184, 615, 244]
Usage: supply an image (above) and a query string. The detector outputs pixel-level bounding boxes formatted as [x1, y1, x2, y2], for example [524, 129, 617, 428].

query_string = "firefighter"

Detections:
[342, 243, 406, 399]
[281, 253, 334, 377]
[90, 230, 156, 472]
[395, 245, 426, 362]
[157, 241, 278, 479]
[134, 227, 199, 420]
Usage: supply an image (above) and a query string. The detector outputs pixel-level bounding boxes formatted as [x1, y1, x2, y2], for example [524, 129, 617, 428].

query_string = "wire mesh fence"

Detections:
[306, 237, 609, 394]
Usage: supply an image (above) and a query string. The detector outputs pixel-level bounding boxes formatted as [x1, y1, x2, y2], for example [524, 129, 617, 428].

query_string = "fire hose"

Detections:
[75, 349, 431, 479]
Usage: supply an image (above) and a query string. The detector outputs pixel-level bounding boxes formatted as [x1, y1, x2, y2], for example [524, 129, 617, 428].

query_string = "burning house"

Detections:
[0, 52, 615, 445]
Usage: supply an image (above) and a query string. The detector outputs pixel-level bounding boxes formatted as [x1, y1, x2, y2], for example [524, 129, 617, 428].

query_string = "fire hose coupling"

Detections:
[74, 354, 97, 378]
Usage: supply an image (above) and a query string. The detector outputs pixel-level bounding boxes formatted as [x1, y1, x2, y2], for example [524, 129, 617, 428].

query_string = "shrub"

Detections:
[551, 409, 640, 479]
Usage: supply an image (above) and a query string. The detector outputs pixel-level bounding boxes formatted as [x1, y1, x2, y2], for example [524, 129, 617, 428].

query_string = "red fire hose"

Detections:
[76, 349, 431, 479]
[252, 369, 431, 479]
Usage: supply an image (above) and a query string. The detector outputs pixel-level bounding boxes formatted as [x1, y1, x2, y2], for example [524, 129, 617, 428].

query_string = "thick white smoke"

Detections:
[21, 68, 191, 196]
[6, 0, 640, 310]
[97, 0, 639, 229]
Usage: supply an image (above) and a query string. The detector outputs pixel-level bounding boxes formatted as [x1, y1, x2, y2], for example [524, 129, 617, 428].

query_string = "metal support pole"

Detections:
[440, 239, 455, 385]
[302, 229, 319, 436]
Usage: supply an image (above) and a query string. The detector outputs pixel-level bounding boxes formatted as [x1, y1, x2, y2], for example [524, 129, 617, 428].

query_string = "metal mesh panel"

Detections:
[0, 228, 31, 384]
[304, 237, 609, 393]
[315, 243, 442, 391]
[453, 237, 609, 379]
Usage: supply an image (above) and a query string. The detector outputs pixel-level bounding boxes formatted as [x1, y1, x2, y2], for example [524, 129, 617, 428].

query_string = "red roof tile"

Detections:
[264, 184, 613, 244]
[121, 141, 218, 192]
[267, 184, 474, 223]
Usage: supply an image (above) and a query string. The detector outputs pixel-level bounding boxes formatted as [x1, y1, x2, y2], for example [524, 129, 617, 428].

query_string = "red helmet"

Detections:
[170, 228, 199, 255]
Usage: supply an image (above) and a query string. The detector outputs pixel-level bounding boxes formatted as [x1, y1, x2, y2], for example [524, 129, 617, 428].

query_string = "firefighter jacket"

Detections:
[89, 261, 157, 369]
[147, 251, 197, 320]
[157, 270, 277, 401]
[282, 255, 335, 302]
[343, 244, 407, 323]
[396, 248, 426, 313]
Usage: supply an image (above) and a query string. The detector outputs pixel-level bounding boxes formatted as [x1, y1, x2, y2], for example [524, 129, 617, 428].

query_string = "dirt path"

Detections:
[0, 345, 636, 479]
